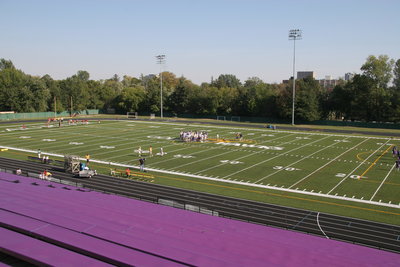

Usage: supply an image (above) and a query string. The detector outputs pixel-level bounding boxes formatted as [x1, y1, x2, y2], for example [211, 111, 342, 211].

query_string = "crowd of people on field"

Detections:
[46, 118, 89, 127]
[179, 131, 208, 142]
[392, 146, 400, 171]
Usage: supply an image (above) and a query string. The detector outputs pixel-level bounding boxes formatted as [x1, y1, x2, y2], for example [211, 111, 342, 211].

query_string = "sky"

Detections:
[1, 0, 399, 85]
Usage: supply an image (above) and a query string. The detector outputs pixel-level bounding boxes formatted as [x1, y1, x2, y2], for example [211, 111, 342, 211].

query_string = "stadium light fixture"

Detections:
[156, 55, 166, 118]
[288, 29, 302, 125]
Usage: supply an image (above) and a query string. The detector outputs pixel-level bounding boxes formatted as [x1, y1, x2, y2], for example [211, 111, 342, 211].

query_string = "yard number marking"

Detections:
[174, 154, 195, 159]
[147, 135, 172, 140]
[273, 166, 300, 171]
[100, 145, 115, 149]
[220, 160, 243, 164]
[69, 142, 84, 145]
[335, 173, 366, 179]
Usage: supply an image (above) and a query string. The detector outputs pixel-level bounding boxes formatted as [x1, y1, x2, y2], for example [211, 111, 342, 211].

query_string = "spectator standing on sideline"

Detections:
[139, 158, 145, 172]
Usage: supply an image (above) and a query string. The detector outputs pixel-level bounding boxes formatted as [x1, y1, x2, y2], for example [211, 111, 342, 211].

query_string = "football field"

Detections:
[1, 119, 400, 219]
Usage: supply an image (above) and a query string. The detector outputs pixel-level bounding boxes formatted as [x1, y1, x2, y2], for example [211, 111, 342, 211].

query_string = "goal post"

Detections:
[127, 112, 138, 119]
[231, 116, 240, 122]
[217, 116, 226, 121]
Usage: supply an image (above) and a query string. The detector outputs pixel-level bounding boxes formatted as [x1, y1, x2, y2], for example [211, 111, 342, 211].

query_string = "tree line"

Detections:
[0, 55, 399, 122]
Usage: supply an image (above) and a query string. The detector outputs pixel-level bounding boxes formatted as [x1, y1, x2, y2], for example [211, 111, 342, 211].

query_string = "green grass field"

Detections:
[1, 118, 400, 225]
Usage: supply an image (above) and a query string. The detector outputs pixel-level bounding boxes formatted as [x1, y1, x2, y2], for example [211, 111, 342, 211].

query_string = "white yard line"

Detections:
[327, 139, 390, 195]
[288, 138, 369, 189]
[195, 134, 298, 175]
[369, 163, 396, 201]
[223, 135, 331, 179]
[128, 120, 398, 140]
[2, 145, 400, 210]
[256, 136, 346, 184]
[154, 131, 293, 170]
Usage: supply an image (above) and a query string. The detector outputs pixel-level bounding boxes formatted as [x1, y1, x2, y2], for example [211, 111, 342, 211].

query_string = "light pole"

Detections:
[156, 55, 166, 118]
[289, 29, 302, 125]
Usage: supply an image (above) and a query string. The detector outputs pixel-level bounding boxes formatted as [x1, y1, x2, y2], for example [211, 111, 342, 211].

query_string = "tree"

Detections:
[212, 74, 241, 89]
[393, 59, 400, 90]
[28, 76, 51, 112]
[241, 77, 278, 117]
[275, 83, 293, 120]
[122, 75, 141, 87]
[295, 77, 322, 121]
[168, 77, 197, 114]
[141, 75, 161, 113]
[116, 86, 145, 113]
[41, 74, 64, 112]
[76, 70, 90, 81]
[0, 67, 29, 111]
[59, 71, 92, 112]
[0, 58, 15, 70]
[86, 80, 105, 109]
[336, 74, 378, 121]
[361, 55, 395, 89]
[217, 86, 238, 115]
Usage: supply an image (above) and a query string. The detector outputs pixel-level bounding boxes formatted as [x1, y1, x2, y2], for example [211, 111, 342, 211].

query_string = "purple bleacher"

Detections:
[1, 172, 400, 266]
[0, 227, 112, 267]
[0, 183, 231, 265]
[0, 211, 183, 266]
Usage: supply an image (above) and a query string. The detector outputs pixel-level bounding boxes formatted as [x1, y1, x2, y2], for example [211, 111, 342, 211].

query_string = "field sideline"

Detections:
[1, 118, 400, 223]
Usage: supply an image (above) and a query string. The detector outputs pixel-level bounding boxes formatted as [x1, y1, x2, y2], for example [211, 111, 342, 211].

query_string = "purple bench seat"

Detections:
[1, 172, 400, 266]
[0, 181, 285, 265]
[0, 210, 186, 267]
[0, 227, 112, 267]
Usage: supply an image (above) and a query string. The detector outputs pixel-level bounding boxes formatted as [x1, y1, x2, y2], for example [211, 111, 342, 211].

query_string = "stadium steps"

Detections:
[0, 156, 399, 253]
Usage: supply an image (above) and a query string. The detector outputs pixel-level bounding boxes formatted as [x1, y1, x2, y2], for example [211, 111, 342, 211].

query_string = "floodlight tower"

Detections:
[288, 29, 302, 125]
[156, 55, 166, 118]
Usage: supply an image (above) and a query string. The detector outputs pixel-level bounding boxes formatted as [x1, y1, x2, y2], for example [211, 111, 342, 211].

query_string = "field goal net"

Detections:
[127, 112, 138, 119]
[217, 116, 226, 121]
[231, 116, 240, 122]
